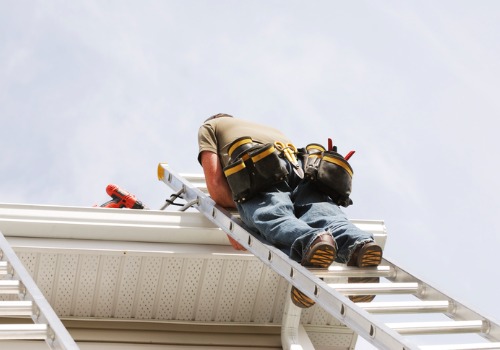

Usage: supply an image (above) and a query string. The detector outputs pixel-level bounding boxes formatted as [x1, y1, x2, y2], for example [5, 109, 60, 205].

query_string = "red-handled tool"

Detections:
[98, 184, 147, 209]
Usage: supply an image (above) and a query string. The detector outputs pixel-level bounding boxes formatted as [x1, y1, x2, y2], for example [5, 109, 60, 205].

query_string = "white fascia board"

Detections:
[0, 203, 227, 245]
[0, 203, 386, 248]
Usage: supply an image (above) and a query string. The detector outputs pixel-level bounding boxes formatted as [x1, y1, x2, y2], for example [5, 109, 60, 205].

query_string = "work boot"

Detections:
[347, 242, 383, 303]
[291, 233, 336, 308]
[301, 233, 336, 268]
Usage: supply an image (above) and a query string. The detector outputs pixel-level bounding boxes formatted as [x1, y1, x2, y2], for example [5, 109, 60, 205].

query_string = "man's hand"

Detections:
[227, 234, 247, 251]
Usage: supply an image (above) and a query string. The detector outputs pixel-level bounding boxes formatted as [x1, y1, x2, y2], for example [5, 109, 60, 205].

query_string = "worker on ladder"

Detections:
[198, 114, 383, 308]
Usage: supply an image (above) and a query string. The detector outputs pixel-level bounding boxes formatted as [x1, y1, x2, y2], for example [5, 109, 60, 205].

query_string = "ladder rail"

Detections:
[0, 231, 79, 349]
[158, 164, 418, 350]
[159, 165, 500, 349]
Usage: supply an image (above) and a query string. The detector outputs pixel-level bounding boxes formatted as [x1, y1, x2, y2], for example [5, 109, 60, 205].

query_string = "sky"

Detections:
[1, 1, 500, 348]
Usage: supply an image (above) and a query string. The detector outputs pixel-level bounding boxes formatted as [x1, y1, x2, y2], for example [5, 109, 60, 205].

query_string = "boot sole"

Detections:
[357, 244, 383, 267]
[291, 286, 315, 308]
[349, 243, 383, 303]
[302, 243, 336, 268]
[293, 235, 336, 308]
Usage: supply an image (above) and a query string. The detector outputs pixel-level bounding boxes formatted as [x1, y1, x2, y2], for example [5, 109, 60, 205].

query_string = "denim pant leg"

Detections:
[293, 180, 374, 263]
[236, 181, 324, 263]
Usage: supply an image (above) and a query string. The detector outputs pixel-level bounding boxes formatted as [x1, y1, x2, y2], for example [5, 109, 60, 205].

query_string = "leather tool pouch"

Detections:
[303, 143, 325, 179]
[224, 140, 288, 203]
[223, 159, 252, 202]
[303, 144, 354, 207]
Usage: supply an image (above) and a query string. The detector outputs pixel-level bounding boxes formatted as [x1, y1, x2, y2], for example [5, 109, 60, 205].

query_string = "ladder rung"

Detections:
[0, 301, 33, 316]
[387, 320, 484, 335]
[329, 282, 419, 295]
[420, 342, 500, 350]
[0, 280, 21, 294]
[0, 324, 48, 340]
[0, 261, 9, 275]
[311, 265, 394, 278]
[359, 300, 449, 314]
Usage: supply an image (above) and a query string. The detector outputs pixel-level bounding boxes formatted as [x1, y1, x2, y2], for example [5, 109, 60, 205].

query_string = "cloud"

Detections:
[1, 0, 500, 323]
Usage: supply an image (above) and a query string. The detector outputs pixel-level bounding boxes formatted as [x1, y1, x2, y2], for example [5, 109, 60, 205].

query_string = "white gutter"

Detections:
[0, 203, 228, 245]
[0, 203, 386, 247]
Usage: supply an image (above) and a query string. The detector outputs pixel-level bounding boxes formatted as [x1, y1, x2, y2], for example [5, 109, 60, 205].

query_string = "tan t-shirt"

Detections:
[198, 117, 293, 168]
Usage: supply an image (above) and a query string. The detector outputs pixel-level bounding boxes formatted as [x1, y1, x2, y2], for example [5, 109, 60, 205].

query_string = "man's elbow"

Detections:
[208, 184, 236, 208]
[210, 192, 236, 209]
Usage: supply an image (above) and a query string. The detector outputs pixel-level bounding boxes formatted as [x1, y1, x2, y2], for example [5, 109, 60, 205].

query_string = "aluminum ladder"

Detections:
[158, 163, 500, 350]
[0, 231, 78, 349]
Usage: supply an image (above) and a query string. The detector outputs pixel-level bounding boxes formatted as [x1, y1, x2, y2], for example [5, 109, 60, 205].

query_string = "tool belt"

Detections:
[223, 137, 288, 202]
[302, 143, 354, 207]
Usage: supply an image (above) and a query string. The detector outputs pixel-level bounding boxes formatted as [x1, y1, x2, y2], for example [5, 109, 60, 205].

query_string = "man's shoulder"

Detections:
[205, 116, 240, 127]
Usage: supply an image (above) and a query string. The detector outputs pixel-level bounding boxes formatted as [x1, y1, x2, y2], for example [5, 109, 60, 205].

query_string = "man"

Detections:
[198, 113, 382, 308]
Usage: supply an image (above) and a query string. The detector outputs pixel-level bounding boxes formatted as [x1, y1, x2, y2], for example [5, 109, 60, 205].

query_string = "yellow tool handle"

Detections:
[284, 148, 298, 166]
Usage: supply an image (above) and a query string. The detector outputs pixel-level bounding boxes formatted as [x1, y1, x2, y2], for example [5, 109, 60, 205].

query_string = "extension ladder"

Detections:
[158, 163, 500, 350]
[0, 231, 78, 349]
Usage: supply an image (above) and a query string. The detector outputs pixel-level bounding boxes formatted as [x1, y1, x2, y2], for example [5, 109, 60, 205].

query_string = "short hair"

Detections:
[204, 113, 233, 123]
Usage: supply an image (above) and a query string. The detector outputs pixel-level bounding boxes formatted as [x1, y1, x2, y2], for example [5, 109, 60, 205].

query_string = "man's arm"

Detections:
[200, 151, 246, 251]
[199, 151, 236, 208]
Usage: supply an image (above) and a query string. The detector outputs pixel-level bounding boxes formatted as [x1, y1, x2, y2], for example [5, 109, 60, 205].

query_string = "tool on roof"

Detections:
[98, 184, 147, 209]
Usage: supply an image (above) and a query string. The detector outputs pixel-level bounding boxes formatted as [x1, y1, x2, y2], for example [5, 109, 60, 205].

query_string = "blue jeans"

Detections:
[236, 159, 374, 263]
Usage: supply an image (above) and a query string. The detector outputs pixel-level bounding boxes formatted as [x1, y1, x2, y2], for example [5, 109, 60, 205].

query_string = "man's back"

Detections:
[198, 117, 292, 167]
